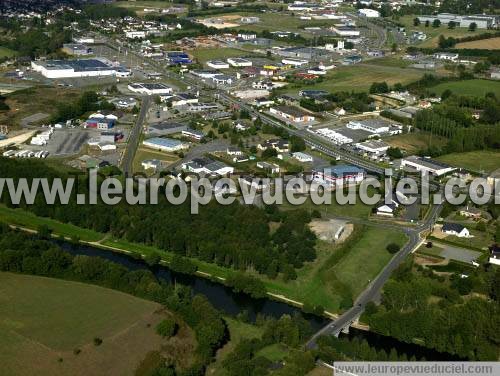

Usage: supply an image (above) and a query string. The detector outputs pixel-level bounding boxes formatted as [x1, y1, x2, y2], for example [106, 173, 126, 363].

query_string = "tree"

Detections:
[156, 318, 177, 338]
[425, 20, 430, 27]
[290, 135, 306, 152]
[448, 21, 456, 29]
[413, 18, 420, 26]
[386, 243, 401, 254]
[387, 147, 403, 159]
[433, 19, 441, 28]
[469, 22, 477, 32]
[145, 252, 161, 266]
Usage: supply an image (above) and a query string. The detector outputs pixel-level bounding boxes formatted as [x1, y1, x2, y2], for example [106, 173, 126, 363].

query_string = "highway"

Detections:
[121, 95, 151, 177]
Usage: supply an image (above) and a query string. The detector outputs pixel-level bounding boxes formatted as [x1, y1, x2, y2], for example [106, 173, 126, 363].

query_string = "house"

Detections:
[226, 147, 243, 156]
[401, 156, 456, 177]
[442, 223, 471, 238]
[257, 161, 280, 174]
[376, 199, 399, 217]
[292, 152, 313, 163]
[257, 139, 290, 153]
[489, 245, 500, 266]
[433, 52, 459, 62]
[270, 105, 315, 123]
[313, 165, 365, 187]
[459, 206, 482, 219]
[239, 176, 269, 192]
[141, 159, 162, 170]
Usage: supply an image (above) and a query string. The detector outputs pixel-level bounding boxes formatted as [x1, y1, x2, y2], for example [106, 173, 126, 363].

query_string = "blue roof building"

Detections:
[314, 165, 365, 186]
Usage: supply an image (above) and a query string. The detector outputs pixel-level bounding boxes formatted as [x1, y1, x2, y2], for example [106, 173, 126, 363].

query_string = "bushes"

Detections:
[386, 243, 401, 254]
[226, 273, 267, 299]
[156, 318, 177, 338]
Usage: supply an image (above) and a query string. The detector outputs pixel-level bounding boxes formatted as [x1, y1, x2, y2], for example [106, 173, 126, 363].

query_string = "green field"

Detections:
[386, 132, 448, 154]
[0, 205, 104, 242]
[283, 64, 426, 94]
[431, 79, 500, 98]
[190, 47, 257, 63]
[0, 272, 166, 375]
[0, 46, 15, 58]
[436, 150, 500, 173]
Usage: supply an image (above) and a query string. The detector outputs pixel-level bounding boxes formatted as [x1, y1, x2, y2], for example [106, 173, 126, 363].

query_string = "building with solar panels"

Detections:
[31, 58, 120, 78]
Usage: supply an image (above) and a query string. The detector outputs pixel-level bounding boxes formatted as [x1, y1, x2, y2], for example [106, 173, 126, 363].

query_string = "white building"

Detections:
[347, 119, 390, 134]
[143, 137, 188, 152]
[227, 57, 252, 67]
[206, 60, 230, 69]
[442, 223, 471, 238]
[433, 52, 459, 62]
[292, 152, 313, 163]
[125, 31, 146, 39]
[401, 156, 456, 176]
[355, 140, 390, 155]
[282, 58, 308, 67]
[358, 8, 380, 18]
[127, 83, 173, 95]
[31, 58, 118, 79]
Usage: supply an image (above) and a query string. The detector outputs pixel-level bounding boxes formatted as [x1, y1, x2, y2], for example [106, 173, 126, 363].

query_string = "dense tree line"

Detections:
[0, 158, 316, 280]
[363, 258, 500, 360]
[51, 90, 116, 123]
[0, 225, 226, 374]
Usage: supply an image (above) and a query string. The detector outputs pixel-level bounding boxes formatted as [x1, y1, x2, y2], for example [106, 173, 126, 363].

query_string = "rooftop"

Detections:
[323, 165, 365, 177]
[144, 137, 184, 148]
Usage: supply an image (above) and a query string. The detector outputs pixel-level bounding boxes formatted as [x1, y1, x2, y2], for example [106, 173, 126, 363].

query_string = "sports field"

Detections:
[431, 79, 500, 98]
[0, 272, 169, 376]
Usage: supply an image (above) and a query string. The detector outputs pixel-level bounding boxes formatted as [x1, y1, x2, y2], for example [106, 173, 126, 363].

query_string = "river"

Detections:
[59, 240, 461, 361]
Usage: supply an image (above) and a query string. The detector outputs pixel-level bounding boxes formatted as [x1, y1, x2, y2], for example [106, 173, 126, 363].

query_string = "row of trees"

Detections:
[0, 158, 317, 280]
[51, 90, 116, 123]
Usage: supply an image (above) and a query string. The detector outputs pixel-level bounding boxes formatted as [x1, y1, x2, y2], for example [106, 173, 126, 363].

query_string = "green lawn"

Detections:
[0, 205, 104, 242]
[0, 272, 164, 375]
[281, 195, 373, 219]
[436, 150, 500, 174]
[431, 79, 500, 98]
[0, 46, 15, 59]
[386, 132, 448, 154]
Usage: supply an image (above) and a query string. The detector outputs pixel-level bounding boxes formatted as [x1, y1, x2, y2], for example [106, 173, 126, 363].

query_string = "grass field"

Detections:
[0, 205, 104, 242]
[190, 48, 257, 64]
[455, 37, 500, 50]
[284, 64, 426, 94]
[436, 150, 500, 173]
[386, 132, 448, 154]
[281, 195, 373, 219]
[132, 147, 180, 174]
[0, 272, 169, 376]
[0, 46, 15, 58]
[431, 79, 500, 97]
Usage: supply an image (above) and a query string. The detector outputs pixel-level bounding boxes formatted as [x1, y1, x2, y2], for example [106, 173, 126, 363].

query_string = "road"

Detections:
[305, 200, 442, 349]
[121, 95, 151, 177]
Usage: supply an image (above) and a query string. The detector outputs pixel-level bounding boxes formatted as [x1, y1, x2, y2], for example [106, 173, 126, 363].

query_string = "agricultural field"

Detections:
[455, 37, 500, 49]
[431, 79, 500, 98]
[436, 150, 500, 174]
[0, 272, 179, 376]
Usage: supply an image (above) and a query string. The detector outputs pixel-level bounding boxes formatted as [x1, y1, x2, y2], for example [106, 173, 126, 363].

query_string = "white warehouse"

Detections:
[31, 58, 119, 79]
[128, 83, 173, 95]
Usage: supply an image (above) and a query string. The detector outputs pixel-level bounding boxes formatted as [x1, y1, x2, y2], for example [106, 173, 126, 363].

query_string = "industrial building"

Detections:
[227, 58, 252, 67]
[355, 140, 390, 155]
[128, 83, 173, 95]
[358, 8, 380, 18]
[401, 156, 456, 176]
[143, 137, 188, 152]
[31, 58, 119, 79]
[206, 60, 230, 69]
[147, 122, 187, 136]
[313, 165, 366, 187]
[182, 157, 233, 176]
[270, 105, 315, 123]
[417, 13, 499, 29]
[166, 52, 192, 65]
[347, 119, 391, 134]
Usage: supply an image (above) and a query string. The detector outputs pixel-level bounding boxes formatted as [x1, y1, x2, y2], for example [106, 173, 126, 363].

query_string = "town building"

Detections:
[270, 105, 315, 123]
[143, 137, 188, 152]
[206, 60, 230, 69]
[256, 161, 280, 174]
[400, 156, 456, 176]
[355, 140, 390, 155]
[292, 152, 313, 163]
[181, 128, 205, 141]
[182, 157, 233, 176]
[257, 138, 290, 153]
[147, 122, 187, 136]
[31, 58, 118, 78]
[358, 8, 380, 18]
[227, 57, 252, 67]
[127, 83, 173, 95]
[313, 165, 366, 187]
[433, 52, 459, 62]
[62, 43, 92, 56]
[142, 159, 162, 170]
